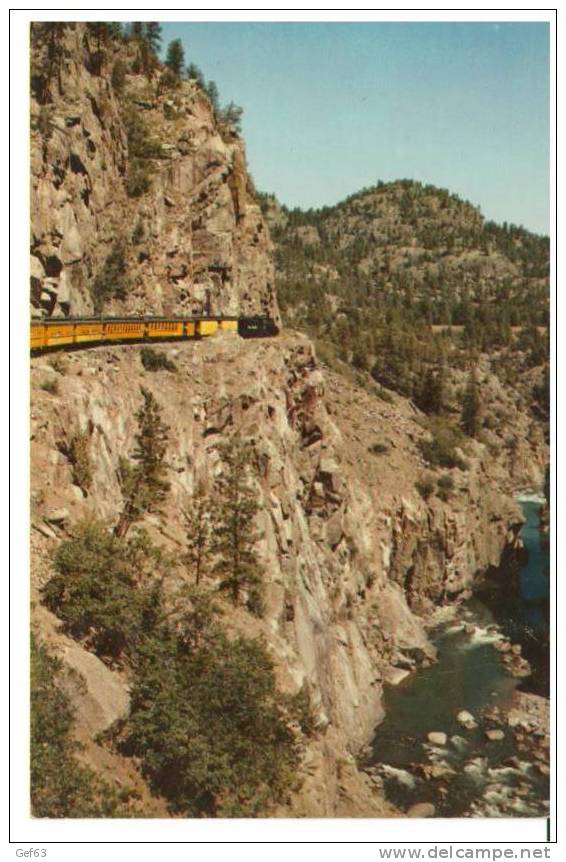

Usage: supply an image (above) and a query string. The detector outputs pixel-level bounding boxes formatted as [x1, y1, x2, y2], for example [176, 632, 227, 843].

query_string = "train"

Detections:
[30, 315, 279, 352]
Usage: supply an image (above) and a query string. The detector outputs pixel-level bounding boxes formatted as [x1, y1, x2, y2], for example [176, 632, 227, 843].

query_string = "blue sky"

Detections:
[160, 22, 550, 235]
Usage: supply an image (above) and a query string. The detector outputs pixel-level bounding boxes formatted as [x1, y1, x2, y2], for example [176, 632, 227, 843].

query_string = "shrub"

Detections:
[436, 473, 455, 502]
[287, 682, 317, 738]
[112, 627, 299, 817]
[47, 354, 68, 375]
[418, 418, 468, 470]
[125, 161, 152, 198]
[90, 242, 128, 312]
[31, 635, 130, 817]
[140, 347, 177, 372]
[416, 476, 435, 500]
[123, 105, 164, 159]
[111, 60, 127, 95]
[42, 520, 166, 663]
[368, 441, 389, 455]
[40, 378, 59, 395]
[58, 429, 93, 493]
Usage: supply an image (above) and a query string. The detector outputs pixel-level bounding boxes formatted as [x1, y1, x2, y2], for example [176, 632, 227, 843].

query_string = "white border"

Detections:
[8, 5, 558, 851]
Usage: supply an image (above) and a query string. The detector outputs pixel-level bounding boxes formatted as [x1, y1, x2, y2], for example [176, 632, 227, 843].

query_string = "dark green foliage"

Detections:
[116, 387, 170, 537]
[368, 442, 389, 455]
[186, 62, 205, 88]
[140, 347, 177, 372]
[287, 682, 317, 737]
[211, 439, 264, 611]
[114, 624, 298, 817]
[419, 418, 468, 470]
[461, 371, 481, 438]
[205, 80, 220, 112]
[183, 484, 211, 585]
[58, 429, 92, 493]
[123, 105, 164, 160]
[111, 59, 127, 95]
[415, 476, 435, 500]
[125, 160, 152, 198]
[158, 68, 180, 93]
[90, 241, 128, 312]
[31, 635, 129, 817]
[270, 179, 549, 402]
[42, 515, 298, 817]
[436, 473, 455, 502]
[165, 38, 185, 77]
[42, 521, 165, 663]
[416, 366, 445, 415]
[218, 101, 244, 134]
[144, 22, 162, 55]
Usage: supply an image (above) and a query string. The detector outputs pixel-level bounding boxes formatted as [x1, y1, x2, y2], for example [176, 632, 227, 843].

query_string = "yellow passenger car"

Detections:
[146, 320, 184, 339]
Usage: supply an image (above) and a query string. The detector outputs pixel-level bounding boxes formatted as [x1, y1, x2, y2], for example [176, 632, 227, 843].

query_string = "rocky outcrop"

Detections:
[30, 331, 525, 815]
[30, 24, 277, 321]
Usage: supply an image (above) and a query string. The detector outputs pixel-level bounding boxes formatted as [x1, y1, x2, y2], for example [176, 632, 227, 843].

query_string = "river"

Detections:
[367, 499, 550, 818]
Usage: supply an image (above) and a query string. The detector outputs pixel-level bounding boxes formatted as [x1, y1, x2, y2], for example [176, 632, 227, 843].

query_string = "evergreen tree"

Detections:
[186, 62, 205, 88]
[417, 365, 445, 414]
[183, 483, 211, 585]
[205, 79, 220, 112]
[461, 370, 481, 438]
[116, 387, 170, 537]
[211, 439, 263, 612]
[165, 38, 185, 77]
[144, 22, 162, 55]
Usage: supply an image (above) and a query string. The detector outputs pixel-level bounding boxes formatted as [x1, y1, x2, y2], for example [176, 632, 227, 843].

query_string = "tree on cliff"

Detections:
[165, 38, 185, 77]
[211, 439, 264, 614]
[417, 365, 445, 415]
[116, 387, 170, 538]
[461, 370, 481, 438]
[183, 483, 212, 585]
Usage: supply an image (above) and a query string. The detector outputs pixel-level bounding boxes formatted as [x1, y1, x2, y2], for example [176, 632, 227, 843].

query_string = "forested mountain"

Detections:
[261, 180, 549, 418]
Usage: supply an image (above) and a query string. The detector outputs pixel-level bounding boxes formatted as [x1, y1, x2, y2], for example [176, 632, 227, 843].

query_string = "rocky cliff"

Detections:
[30, 332, 525, 816]
[29, 23, 540, 819]
[30, 23, 277, 321]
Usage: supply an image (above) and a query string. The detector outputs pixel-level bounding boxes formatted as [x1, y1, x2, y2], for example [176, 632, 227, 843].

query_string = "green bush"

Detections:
[125, 161, 152, 198]
[436, 473, 455, 502]
[415, 476, 435, 500]
[418, 418, 468, 470]
[40, 378, 59, 395]
[111, 60, 127, 95]
[140, 347, 177, 372]
[114, 630, 299, 817]
[368, 441, 389, 455]
[90, 242, 128, 312]
[42, 521, 165, 663]
[31, 635, 130, 817]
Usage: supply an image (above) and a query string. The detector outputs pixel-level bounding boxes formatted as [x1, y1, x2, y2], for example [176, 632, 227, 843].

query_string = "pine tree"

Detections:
[165, 38, 185, 77]
[461, 370, 481, 438]
[144, 22, 162, 55]
[417, 365, 445, 414]
[183, 483, 211, 585]
[116, 387, 170, 537]
[205, 80, 220, 112]
[211, 439, 263, 612]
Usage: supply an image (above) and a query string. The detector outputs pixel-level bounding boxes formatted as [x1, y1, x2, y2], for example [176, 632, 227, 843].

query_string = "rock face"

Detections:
[30, 331, 525, 816]
[30, 24, 277, 321]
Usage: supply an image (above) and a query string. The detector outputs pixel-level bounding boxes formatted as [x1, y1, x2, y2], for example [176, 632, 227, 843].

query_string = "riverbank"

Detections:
[364, 500, 550, 818]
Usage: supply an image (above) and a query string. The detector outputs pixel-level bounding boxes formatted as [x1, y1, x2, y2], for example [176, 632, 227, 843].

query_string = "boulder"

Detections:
[407, 802, 436, 818]
[427, 732, 447, 746]
[456, 710, 478, 730]
[485, 729, 505, 741]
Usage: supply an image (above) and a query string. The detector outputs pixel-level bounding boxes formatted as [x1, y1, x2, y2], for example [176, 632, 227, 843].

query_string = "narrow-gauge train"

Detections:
[30, 315, 279, 352]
